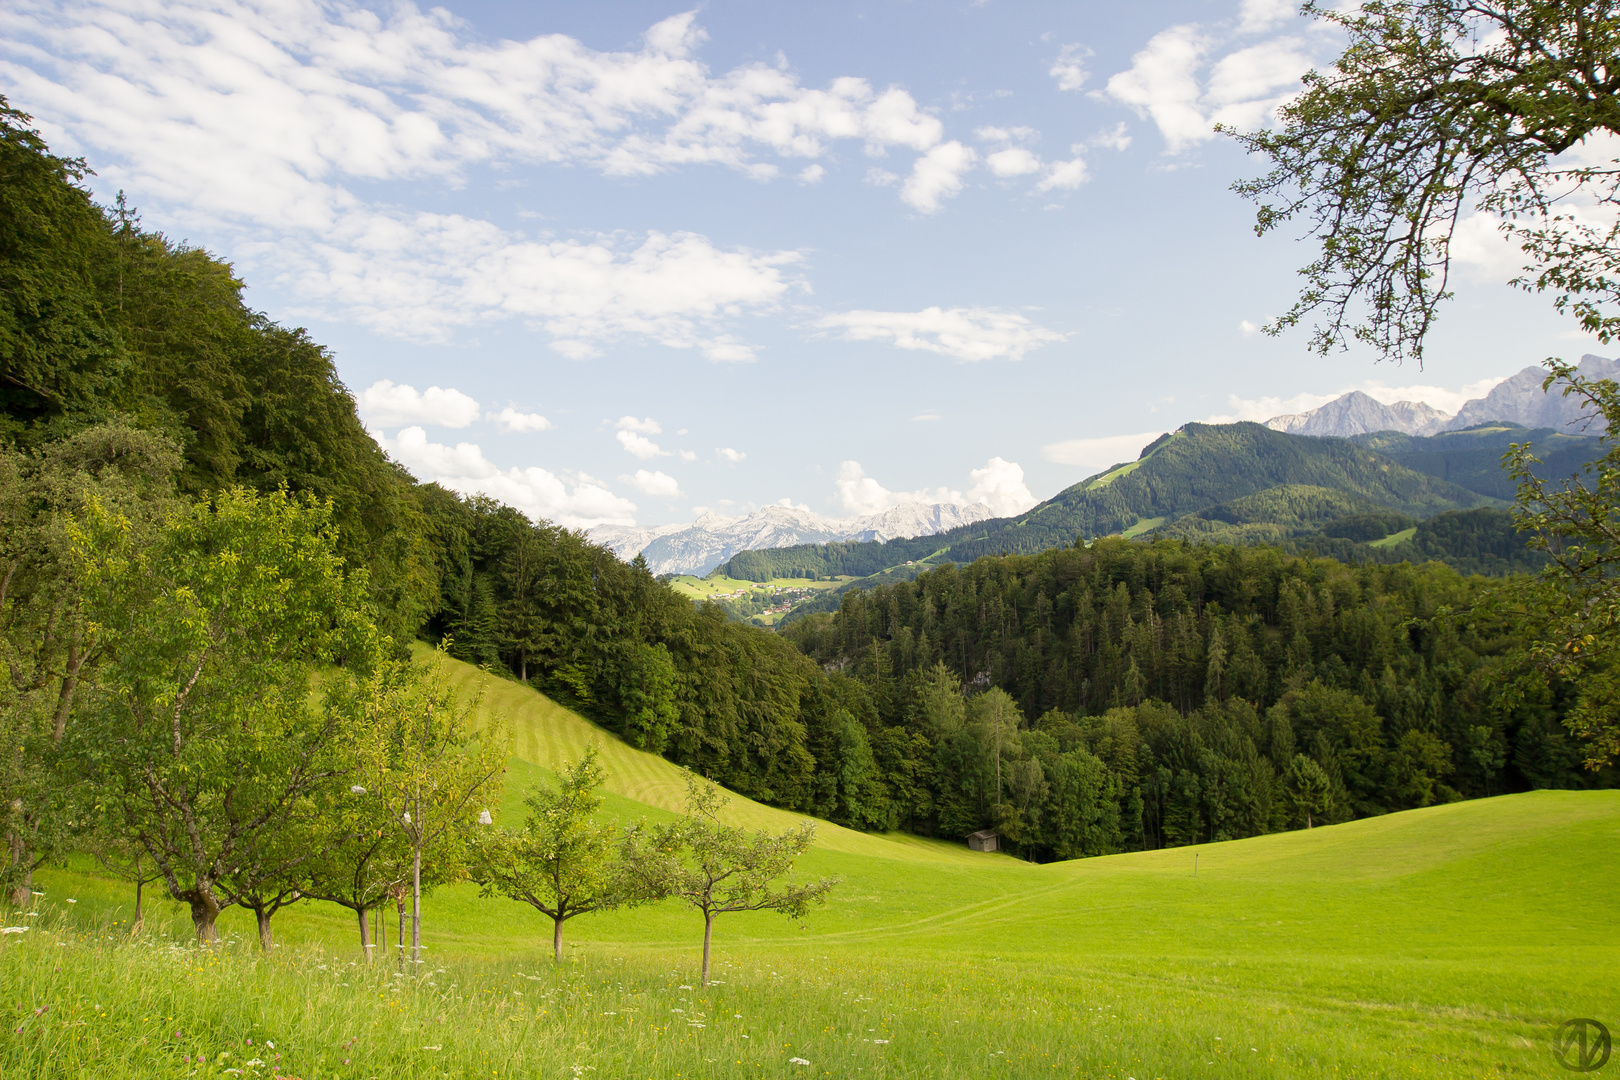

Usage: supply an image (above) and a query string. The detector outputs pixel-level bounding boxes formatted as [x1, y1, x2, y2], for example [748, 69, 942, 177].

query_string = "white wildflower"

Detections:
[0, 927, 27, 934]
[789, 1057, 810, 1066]
[350, 785, 366, 795]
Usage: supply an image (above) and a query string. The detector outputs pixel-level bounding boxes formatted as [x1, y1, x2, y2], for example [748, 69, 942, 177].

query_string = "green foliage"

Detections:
[475, 747, 648, 960]
[70, 487, 383, 941]
[646, 772, 837, 984]
[1505, 361, 1620, 767]
[781, 536, 1614, 857]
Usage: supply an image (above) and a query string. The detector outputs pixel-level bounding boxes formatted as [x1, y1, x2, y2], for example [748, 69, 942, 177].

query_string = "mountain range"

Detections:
[589, 501, 994, 577]
[1266, 353, 1617, 437]
[600, 354, 1614, 580]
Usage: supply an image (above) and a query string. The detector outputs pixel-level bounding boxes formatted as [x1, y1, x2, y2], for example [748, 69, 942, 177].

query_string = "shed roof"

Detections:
[968, 830, 999, 841]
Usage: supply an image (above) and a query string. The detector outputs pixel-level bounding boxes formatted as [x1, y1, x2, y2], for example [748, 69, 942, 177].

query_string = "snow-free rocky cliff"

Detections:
[589, 501, 996, 578]
[1267, 354, 1618, 437]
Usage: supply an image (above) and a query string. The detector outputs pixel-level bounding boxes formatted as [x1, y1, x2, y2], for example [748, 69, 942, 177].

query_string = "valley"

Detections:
[18, 652, 1619, 1078]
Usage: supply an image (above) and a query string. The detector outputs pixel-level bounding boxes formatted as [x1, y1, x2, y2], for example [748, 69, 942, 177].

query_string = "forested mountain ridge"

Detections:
[722, 422, 1497, 582]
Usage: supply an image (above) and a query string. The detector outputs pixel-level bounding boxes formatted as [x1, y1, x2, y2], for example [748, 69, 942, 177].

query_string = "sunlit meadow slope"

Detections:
[14, 653, 1619, 1079]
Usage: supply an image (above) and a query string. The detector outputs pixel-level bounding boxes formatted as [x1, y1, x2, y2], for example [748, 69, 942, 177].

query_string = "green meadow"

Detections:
[9, 655, 1616, 1079]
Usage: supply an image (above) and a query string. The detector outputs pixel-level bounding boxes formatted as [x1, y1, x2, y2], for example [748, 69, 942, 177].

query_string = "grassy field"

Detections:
[11, 654, 1617, 1078]
[663, 575, 850, 602]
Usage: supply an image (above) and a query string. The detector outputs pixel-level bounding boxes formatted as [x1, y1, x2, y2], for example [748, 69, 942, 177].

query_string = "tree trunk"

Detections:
[255, 906, 274, 952]
[395, 890, 407, 969]
[10, 865, 32, 910]
[358, 906, 372, 962]
[190, 895, 221, 944]
[132, 879, 144, 934]
[553, 915, 564, 962]
[701, 911, 714, 987]
[378, 901, 386, 957]
[411, 842, 422, 968]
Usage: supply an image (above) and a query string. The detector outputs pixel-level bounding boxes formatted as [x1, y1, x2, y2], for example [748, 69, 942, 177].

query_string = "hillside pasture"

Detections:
[13, 655, 1617, 1079]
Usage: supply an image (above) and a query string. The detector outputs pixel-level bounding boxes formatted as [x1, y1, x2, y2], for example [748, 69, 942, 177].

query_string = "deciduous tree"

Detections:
[647, 772, 836, 986]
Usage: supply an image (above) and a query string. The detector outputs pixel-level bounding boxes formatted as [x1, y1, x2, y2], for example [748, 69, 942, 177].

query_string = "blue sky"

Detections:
[2, 0, 1601, 529]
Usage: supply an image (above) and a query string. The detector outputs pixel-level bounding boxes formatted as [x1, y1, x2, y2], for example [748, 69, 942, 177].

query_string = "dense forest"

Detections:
[2, 99, 1612, 872]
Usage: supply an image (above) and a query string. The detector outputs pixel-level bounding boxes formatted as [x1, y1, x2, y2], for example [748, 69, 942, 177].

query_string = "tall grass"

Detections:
[0, 895, 1591, 1079]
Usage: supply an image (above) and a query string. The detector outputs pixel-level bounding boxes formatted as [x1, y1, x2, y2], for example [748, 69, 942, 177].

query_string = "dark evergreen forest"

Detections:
[3, 99, 1611, 865]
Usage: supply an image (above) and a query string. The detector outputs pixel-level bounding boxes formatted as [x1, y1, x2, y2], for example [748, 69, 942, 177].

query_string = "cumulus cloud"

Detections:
[986, 148, 1042, 178]
[1037, 155, 1090, 191]
[0, 4, 995, 346]
[1042, 430, 1168, 474]
[1049, 44, 1091, 92]
[1239, 319, 1259, 336]
[818, 307, 1067, 362]
[901, 141, 977, 213]
[797, 163, 825, 184]
[616, 416, 662, 435]
[1101, 15, 1316, 154]
[357, 380, 481, 428]
[621, 469, 682, 497]
[835, 457, 1036, 517]
[716, 447, 747, 463]
[616, 430, 669, 459]
[490, 407, 552, 433]
[376, 426, 635, 529]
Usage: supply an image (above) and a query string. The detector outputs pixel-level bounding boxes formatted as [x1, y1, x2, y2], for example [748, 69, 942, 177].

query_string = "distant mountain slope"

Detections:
[1352, 422, 1603, 500]
[1445, 354, 1617, 431]
[1268, 391, 1451, 437]
[591, 501, 995, 577]
[721, 422, 1493, 581]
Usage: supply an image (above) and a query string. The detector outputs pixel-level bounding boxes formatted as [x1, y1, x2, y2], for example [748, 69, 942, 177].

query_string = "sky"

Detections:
[1, 0, 1606, 530]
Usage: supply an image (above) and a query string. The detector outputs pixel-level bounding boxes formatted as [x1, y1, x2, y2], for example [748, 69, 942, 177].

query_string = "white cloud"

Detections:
[865, 167, 901, 186]
[797, 163, 825, 184]
[1042, 430, 1168, 473]
[716, 447, 747, 463]
[376, 426, 635, 529]
[911, 412, 941, 422]
[1091, 122, 1132, 152]
[901, 141, 977, 213]
[1238, 0, 1298, 35]
[490, 407, 552, 433]
[1239, 319, 1259, 336]
[835, 457, 1036, 517]
[1049, 44, 1090, 92]
[356, 380, 481, 429]
[775, 497, 811, 511]
[986, 148, 1042, 178]
[818, 307, 1067, 362]
[616, 430, 669, 459]
[616, 416, 662, 435]
[966, 457, 1037, 516]
[1102, 20, 1315, 154]
[677, 449, 698, 461]
[975, 125, 1037, 144]
[1037, 155, 1089, 191]
[622, 469, 682, 497]
[0, 4, 989, 346]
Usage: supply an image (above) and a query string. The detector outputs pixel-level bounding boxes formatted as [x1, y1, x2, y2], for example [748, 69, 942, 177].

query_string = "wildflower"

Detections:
[65, 899, 76, 904]
[0, 927, 28, 934]
[789, 1057, 810, 1066]
[874, 1039, 889, 1045]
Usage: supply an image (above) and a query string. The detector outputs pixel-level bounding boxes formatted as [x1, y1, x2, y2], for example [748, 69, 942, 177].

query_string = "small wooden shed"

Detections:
[967, 830, 999, 852]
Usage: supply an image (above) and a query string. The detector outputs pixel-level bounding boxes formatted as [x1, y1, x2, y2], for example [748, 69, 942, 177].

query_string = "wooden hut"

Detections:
[967, 830, 999, 852]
